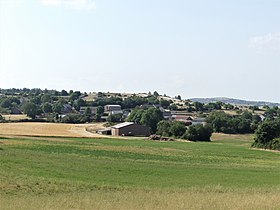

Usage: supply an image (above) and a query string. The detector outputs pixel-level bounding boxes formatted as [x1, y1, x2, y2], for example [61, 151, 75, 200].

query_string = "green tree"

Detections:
[169, 121, 186, 137]
[84, 107, 92, 117]
[127, 108, 145, 124]
[83, 107, 92, 122]
[206, 111, 230, 132]
[69, 91, 81, 101]
[30, 96, 41, 105]
[157, 120, 172, 136]
[97, 106, 104, 115]
[41, 94, 51, 103]
[73, 98, 86, 111]
[61, 89, 68, 96]
[52, 102, 64, 114]
[194, 102, 204, 111]
[253, 119, 280, 149]
[127, 108, 163, 133]
[23, 102, 37, 119]
[183, 124, 213, 141]
[160, 99, 170, 109]
[169, 104, 178, 111]
[42, 102, 53, 113]
[153, 91, 159, 97]
[140, 108, 163, 133]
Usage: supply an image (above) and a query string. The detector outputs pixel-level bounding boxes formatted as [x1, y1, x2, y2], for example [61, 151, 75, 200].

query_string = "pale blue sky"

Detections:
[0, 0, 279, 102]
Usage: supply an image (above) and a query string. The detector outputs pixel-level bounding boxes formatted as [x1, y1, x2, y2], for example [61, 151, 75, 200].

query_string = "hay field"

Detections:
[0, 122, 105, 138]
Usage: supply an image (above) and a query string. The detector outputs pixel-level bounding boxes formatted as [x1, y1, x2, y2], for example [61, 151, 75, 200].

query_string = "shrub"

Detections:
[157, 121, 186, 138]
[183, 124, 213, 141]
[252, 119, 280, 150]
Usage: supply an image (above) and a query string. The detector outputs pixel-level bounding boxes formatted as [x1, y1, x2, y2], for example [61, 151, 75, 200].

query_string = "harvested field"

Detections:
[2, 114, 29, 121]
[0, 122, 106, 138]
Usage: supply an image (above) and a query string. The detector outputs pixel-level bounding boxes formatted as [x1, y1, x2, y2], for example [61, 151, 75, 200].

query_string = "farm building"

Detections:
[192, 118, 206, 126]
[10, 107, 22, 114]
[104, 105, 121, 112]
[97, 128, 112, 135]
[111, 122, 151, 137]
[172, 115, 193, 125]
[109, 110, 123, 116]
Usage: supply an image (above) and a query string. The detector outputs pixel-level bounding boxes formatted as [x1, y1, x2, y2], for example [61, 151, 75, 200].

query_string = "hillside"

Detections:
[190, 97, 280, 107]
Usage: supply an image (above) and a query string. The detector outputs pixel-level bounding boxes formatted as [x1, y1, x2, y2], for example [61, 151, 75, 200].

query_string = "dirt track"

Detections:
[0, 122, 106, 138]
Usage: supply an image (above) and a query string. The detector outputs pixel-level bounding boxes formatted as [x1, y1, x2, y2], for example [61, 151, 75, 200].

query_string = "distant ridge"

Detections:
[189, 97, 280, 107]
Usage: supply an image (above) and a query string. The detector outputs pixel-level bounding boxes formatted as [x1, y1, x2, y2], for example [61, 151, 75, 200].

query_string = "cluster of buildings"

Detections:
[95, 104, 206, 137]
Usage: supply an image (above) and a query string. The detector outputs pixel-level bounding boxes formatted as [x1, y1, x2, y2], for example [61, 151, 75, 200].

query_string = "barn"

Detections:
[111, 122, 151, 137]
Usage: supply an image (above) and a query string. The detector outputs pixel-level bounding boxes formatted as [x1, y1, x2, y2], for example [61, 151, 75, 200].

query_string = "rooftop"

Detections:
[111, 122, 134, 129]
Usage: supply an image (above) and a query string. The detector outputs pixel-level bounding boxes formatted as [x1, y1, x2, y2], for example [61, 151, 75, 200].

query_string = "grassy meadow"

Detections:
[0, 134, 279, 209]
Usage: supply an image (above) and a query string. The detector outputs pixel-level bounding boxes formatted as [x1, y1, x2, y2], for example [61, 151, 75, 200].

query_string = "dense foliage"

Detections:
[127, 108, 164, 133]
[157, 121, 186, 138]
[182, 124, 213, 141]
[252, 119, 280, 150]
[157, 120, 213, 141]
[206, 111, 261, 134]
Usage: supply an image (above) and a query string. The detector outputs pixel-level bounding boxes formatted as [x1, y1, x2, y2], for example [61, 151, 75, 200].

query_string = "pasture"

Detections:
[0, 133, 279, 209]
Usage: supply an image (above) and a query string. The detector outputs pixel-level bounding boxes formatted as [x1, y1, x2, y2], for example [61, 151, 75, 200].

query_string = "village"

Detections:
[1, 89, 275, 140]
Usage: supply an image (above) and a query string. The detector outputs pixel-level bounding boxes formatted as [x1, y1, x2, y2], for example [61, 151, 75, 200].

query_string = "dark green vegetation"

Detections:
[0, 134, 279, 196]
[127, 108, 164, 133]
[206, 110, 261, 134]
[157, 120, 213, 141]
[252, 118, 280, 150]
[182, 124, 213, 141]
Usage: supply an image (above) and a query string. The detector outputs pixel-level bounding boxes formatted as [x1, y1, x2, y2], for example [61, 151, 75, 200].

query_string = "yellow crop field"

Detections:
[0, 122, 106, 138]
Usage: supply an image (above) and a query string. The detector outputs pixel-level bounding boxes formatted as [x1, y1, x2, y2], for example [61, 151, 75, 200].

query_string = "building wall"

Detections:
[104, 105, 122, 112]
[112, 124, 151, 137]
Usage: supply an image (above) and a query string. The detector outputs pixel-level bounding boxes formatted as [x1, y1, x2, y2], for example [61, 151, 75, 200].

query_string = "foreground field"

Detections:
[0, 134, 279, 209]
[0, 122, 105, 138]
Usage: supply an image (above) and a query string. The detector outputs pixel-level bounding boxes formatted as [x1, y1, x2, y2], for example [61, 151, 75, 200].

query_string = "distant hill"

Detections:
[189, 97, 280, 107]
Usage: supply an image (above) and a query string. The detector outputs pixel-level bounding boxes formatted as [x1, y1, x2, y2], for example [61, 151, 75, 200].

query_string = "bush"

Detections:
[169, 121, 186, 137]
[206, 111, 256, 134]
[252, 119, 280, 150]
[157, 121, 186, 138]
[127, 108, 163, 133]
[183, 124, 213, 141]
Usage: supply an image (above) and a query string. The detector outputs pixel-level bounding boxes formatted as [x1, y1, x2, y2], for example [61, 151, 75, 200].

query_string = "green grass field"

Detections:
[0, 134, 279, 209]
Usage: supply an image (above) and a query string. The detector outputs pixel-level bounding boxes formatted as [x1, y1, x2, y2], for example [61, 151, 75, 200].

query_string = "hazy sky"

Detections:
[0, 0, 280, 102]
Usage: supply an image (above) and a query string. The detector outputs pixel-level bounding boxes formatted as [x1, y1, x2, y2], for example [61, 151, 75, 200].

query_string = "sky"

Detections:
[0, 0, 280, 102]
